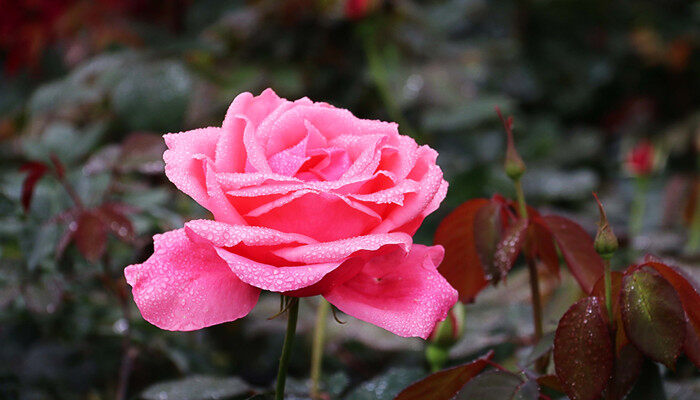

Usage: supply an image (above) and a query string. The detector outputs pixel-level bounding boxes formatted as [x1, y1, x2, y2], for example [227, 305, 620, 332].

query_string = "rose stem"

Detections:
[275, 297, 300, 400]
[513, 180, 543, 343]
[629, 176, 649, 239]
[310, 299, 330, 399]
[603, 258, 613, 326]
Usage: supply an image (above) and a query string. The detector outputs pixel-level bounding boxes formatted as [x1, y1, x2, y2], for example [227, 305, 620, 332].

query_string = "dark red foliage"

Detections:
[553, 296, 613, 400]
[19, 161, 49, 212]
[434, 195, 603, 302]
[394, 351, 494, 400]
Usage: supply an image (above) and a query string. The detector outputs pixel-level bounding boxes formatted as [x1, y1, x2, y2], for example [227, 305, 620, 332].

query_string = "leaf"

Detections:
[347, 367, 425, 400]
[118, 132, 166, 174]
[493, 217, 528, 279]
[521, 331, 555, 368]
[19, 161, 49, 212]
[536, 375, 563, 394]
[640, 261, 700, 360]
[140, 375, 252, 400]
[434, 199, 490, 303]
[531, 219, 560, 277]
[553, 296, 613, 400]
[456, 370, 537, 400]
[473, 202, 502, 282]
[620, 268, 686, 368]
[624, 360, 667, 400]
[605, 344, 644, 400]
[394, 351, 494, 400]
[98, 203, 134, 242]
[539, 215, 603, 294]
[75, 211, 107, 262]
[684, 319, 700, 369]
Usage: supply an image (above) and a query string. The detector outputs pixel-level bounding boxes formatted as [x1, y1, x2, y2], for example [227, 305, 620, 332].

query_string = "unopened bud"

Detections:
[426, 303, 465, 372]
[496, 108, 526, 181]
[593, 193, 618, 259]
[428, 302, 465, 347]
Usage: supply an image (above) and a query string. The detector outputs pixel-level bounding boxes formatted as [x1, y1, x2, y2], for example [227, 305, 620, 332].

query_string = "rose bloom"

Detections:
[124, 89, 457, 338]
[625, 139, 655, 176]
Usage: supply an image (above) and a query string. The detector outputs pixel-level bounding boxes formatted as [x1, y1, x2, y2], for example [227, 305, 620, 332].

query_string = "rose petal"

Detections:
[371, 163, 445, 235]
[323, 244, 458, 338]
[163, 127, 221, 203]
[274, 232, 412, 264]
[246, 191, 382, 242]
[124, 228, 260, 331]
[213, 247, 341, 292]
[184, 219, 316, 248]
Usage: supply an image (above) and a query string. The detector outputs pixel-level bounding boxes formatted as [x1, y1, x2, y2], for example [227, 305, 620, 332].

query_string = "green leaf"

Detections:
[394, 351, 493, 400]
[112, 61, 193, 132]
[140, 376, 252, 400]
[456, 370, 537, 400]
[621, 268, 686, 368]
[345, 367, 424, 400]
[553, 296, 612, 400]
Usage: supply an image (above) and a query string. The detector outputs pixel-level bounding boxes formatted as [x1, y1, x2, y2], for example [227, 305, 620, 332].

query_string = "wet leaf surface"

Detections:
[621, 268, 685, 368]
[540, 215, 603, 293]
[434, 199, 490, 303]
[394, 351, 493, 400]
[553, 296, 612, 400]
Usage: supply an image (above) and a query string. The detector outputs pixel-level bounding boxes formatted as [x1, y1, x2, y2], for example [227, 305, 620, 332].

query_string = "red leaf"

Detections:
[98, 203, 134, 242]
[531, 219, 560, 277]
[684, 319, 700, 369]
[473, 202, 503, 282]
[435, 199, 491, 303]
[118, 132, 167, 173]
[492, 217, 527, 279]
[554, 296, 613, 400]
[641, 261, 700, 347]
[605, 344, 645, 400]
[457, 370, 537, 399]
[539, 215, 604, 294]
[19, 161, 49, 212]
[620, 268, 686, 368]
[75, 211, 107, 262]
[536, 375, 564, 394]
[394, 351, 494, 400]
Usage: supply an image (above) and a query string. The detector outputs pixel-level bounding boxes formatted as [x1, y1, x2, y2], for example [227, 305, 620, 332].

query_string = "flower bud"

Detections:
[426, 303, 465, 371]
[624, 139, 656, 176]
[593, 193, 618, 259]
[497, 108, 526, 181]
[428, 302, 465, 347]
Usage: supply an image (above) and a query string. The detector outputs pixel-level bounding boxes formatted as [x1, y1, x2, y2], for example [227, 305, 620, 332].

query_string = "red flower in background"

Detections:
[625, 140, 656, 176]
[345, 0, 374, 20]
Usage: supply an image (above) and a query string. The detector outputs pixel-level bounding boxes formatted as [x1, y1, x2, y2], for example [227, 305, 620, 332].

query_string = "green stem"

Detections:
[310, 299, 330, 399]
[630, 177, 649, 239]
[275, 298, 300, 400]
[685, 184, 700, 254]
[603, 258, 613, 326]
[514, 179, 528, 219]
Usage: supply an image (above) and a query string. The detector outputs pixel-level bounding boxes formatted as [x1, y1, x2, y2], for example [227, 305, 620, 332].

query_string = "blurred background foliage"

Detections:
[0, 0, 699, 399]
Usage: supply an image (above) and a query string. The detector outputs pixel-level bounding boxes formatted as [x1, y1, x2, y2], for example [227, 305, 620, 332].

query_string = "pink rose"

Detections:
[124, 89, 456, 338]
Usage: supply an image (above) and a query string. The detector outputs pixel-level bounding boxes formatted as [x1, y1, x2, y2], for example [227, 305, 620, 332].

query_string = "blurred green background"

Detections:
[1, 0, 699, 399]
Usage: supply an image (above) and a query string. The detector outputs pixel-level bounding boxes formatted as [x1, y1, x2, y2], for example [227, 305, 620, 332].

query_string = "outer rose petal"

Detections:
[323, 244, 458, 339]
[124, 229, 260, 331]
